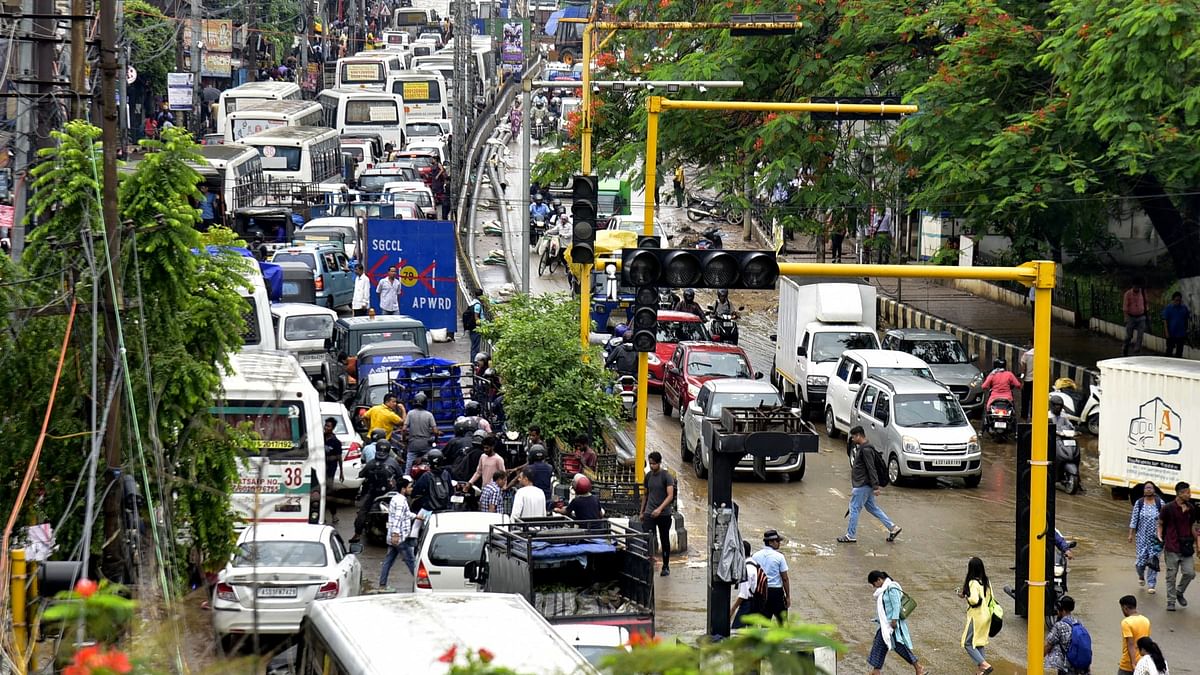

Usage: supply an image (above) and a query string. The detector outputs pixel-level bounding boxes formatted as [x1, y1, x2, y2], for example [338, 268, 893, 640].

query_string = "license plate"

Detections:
[1063, 440, 1077, 448]
[932, 459, 961, 467]
[994, 422, 1007, 430]
[450, 494, 464, 504]
[257, 586, 298, 598]
[300, 353, 324, 363]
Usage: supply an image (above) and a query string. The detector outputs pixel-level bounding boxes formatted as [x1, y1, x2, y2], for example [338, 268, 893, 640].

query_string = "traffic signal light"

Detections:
[630, 286, 658, 352]
[729, 13, 800, 37]
[571, 174, 598, 265]
[810, 96, 905, 121]
[621, 247, 779, 290]
[1014, 422, 1055, 618]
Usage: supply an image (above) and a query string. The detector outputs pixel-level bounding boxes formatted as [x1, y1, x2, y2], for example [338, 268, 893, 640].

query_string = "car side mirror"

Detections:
[754, 372, 764, 380]
[849, 383, 861, 392]
[797, 346, 806, 357]
[665, 364, 678, 374]
[325, 337, 333, 350]
[348, 542, 364, 555]
[688, 403, 702, 416]
[769, 333, 777, 342]
[970, 354, 979, 362]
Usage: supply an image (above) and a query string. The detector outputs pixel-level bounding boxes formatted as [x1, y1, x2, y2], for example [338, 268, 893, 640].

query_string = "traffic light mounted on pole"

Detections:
[630, 286, 658, 353]
[621, 247, 780, 290]
[571, 174, 598, 265]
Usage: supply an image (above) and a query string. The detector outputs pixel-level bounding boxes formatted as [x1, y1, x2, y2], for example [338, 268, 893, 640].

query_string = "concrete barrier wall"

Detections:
[1088, 317, 1198, 360]
[947, 278, 1078, 325]
[878, 296, 1098, 393]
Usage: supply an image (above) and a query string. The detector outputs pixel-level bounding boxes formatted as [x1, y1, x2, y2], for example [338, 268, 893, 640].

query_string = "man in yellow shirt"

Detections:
[1118, 594, 1151, 675]
[364, 394, 406, 439]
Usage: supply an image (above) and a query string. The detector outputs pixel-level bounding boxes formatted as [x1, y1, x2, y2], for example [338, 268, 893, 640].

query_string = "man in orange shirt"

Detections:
[1117, 595, 1151, 675]
[1122, 280, 1149, 356]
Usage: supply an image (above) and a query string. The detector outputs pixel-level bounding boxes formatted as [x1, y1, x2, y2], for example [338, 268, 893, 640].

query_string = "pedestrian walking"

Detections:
[730, 541, 760, 629]
[959, 556, 995, 675]
[830, 223, 847, 263]
[322, 417, 344, 523]
[351, 263, 371, 316]
[200, 81, 220, 132]
[839, 426, 902, 544]
[872, 207, 893, 264]
[1161, 292, 1190, 358]
[1129, 481, 1165, 594]
[866, 570, 926, 675]
[752, 530, 790, 622]
[1045, 595, 1092, 675]
[377, 265, 402, 315]
[1118, 595, 1151, 675]
[478, 471, 506, 513]
[1122, 280, 1149, 356]
[462, 299, 482, 362]
[1156, 481, 1198, 611]
[1133, 637, 1168, 675]
[378, 477, 415, 589]
[1020, 343, 1035, 421]
[640, 451, 677, 576]
[673, 165, 686, 206]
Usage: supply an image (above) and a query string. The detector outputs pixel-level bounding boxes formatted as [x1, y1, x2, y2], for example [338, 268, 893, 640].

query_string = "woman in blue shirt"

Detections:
[1128, 481, 1164, 593]
[867, 570, 925, 675]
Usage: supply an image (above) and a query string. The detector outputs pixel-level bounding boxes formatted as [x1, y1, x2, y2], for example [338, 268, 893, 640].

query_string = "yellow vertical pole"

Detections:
[633, 98, 661, 473]
[1027, 261, 1055, 673]
[580, 262, 593, 359]
[11, 548, 28, 675]
[578, 23, 596, 356]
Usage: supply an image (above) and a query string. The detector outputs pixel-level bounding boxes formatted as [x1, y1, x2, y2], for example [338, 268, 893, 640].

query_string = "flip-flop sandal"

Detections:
[887, 527, 903, 542]
[981, 667, 994, 675]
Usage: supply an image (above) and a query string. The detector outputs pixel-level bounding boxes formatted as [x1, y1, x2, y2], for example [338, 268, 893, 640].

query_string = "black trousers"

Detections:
[831, 232, 845, 262]
[641, 512, 672, 566]
[1021, 383, 1033, 421]
[1167, 336, 1186, 357]
[353, 493, 378, 536]
[762, 586, 787, 622]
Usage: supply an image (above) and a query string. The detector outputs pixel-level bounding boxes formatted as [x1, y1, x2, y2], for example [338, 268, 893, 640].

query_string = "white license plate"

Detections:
[257, 586, 298, 598]
[450, 494, 464, 503]
[932, 459, 961, 467]
[1063, 440, 1077, 448]
[300, 353, 324, 363]
[994, 422, 1007, 430]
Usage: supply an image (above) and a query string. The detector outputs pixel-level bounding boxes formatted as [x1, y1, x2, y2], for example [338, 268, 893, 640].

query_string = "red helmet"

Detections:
[574, 476, 592, 494]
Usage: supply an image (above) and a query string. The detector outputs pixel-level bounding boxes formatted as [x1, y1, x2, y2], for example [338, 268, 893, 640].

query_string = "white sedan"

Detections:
[212, 523, 362, 650]
[320, 401, 364, 492]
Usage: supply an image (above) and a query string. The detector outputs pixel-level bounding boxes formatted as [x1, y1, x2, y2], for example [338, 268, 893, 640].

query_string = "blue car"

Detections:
[271, 243, 355, 310]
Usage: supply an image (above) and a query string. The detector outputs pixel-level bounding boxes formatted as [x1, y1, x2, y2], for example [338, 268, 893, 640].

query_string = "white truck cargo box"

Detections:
[813, 283, 867, 323]
[1098, 356, 1200, 495]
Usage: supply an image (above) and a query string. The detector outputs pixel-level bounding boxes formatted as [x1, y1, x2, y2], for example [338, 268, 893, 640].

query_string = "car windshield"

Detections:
[233, 541, 327, 568]
[709, 391, 780, 417]
[391, 191, 431, 207]
[894, 393, 967, 427]
[343, 146, 365, 162]
[903, 339, 971, 365]
[272, 252, 317, 269]
[874, 366, 935, 382]
[428, 532, 487, 566]
[361, 173, 412, 191]
[810, 332, 877, 363]
[688, 352, 750, 378]
[359, 330, 419, 348]
[657, 320, 709, 343]
[285, 315, 333, 341]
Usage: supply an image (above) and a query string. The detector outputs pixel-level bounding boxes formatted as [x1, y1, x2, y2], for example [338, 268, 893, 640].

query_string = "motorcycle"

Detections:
[697, 227, 724, 249]
[659, 288, 681, 310]
[685, 192, 735, 224]
[1055, 425, 1081, 494]
[1050, 377, 1101, 435]
[365, 490, 398, 544]
[709, 305, 743, 345]
[983, 397, 1016, 441]
[616, 374, 637, 419]
[529, 214, 548, 250]
[602, 335, 625, 363]
[531, 109, 548, 141]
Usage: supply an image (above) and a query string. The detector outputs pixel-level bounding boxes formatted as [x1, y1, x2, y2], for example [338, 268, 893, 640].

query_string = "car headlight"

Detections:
[806, 375, 828, 387]
[647, 353, 661, 366]
[687, 383, 700, 398]
[968, 435, 980, 453]
[902, 436, 921, 454]
[970, 372, 984, 387]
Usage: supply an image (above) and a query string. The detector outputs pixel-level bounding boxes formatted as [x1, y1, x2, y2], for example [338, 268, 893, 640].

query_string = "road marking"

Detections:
[828, 487, 845, 499]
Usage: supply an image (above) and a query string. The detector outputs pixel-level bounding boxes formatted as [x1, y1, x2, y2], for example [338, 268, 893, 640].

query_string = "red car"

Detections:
[661, 341, 756, 421]
[647, 310, 711, 388]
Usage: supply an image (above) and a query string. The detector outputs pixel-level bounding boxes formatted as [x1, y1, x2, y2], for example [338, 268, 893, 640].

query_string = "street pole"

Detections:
[521, 75, 531, 295]
[190, 0, 202, 136]
[9, 0, 34, 261]
[245, 0, 257, 82]
[70, 0, 86, 119]
[1028, 272, 1054, 673]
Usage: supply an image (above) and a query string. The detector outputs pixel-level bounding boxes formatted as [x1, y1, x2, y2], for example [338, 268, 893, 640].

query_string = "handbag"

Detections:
[899, 590, 917, 620]
[987, 594, 1004, 637]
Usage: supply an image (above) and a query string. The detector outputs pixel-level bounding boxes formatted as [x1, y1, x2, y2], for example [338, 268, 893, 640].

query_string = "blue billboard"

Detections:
[364, 219, 458, 331]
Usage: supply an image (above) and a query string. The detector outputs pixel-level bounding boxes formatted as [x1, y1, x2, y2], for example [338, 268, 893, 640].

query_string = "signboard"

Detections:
[402, 81, 431, 101]
[183, 19, 234, 53]
[365, 219, 457, 331]
[495, 19, 528, 82]
[167, 72, 193, 111]
[344, 63, 384, 82]
[185, 52, 233, 78]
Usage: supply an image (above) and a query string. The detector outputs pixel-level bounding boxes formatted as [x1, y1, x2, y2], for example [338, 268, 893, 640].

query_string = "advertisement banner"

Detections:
[183, 20, 234, 53]
[167, 72, 193, 110]
[364, 219, 457, 331]
[495, 19, 528, 83]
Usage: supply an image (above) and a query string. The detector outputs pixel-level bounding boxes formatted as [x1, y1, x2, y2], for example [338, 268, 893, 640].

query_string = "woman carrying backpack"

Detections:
[959, 556, 996, 675]
[1045, 595, 1092, 674]
[866, 570, 926, 675]
[1128, 481, 1165, 593]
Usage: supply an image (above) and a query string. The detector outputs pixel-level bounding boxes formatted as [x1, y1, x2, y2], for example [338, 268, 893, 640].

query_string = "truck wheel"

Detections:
[1086, 413, 1099, 436]
[964, 474, 982, 488]
[692, 443, 707, 479]
[824, 407, 839, 439]
[661, 394, 671, 417]
[887, 454, 902, 486]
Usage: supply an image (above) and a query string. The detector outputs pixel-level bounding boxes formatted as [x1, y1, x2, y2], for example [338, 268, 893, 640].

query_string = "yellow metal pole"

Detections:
[1028, 262, 1056, 673]
[658, 98, 918, 116]
[578, 22, 595, 356]
[777, 261, 1037, 284]
[11, 548, 28, 675]
[580, 262, 593, 360]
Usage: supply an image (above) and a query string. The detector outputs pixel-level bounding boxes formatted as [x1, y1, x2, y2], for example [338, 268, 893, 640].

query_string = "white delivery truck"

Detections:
[1098, 356, 1200, 497]
[772, 280, 879, 419]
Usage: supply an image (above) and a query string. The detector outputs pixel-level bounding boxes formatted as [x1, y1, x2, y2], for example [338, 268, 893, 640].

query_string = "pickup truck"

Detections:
[466, 518, 655, 636]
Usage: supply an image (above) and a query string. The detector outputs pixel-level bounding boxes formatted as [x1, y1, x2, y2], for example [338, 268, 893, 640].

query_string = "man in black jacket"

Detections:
[838, 426, 902, 544]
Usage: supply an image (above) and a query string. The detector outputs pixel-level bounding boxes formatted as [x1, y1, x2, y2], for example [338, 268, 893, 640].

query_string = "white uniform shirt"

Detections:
[352, 273, 371, 310]
[377, 277, 402, 312]
[511, 484, 547, 520]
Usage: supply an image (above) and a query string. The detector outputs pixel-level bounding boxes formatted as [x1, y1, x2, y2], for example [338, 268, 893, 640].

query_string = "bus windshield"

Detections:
[214, 400, 310, 460]
[393, 80, 441, 103]
[341, 62, 386, 85]
[255, 145, 302, 172]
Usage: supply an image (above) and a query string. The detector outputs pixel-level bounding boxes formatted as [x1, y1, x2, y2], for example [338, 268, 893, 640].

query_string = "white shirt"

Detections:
[352, 273, 371, 310]
[377, 276, 402, 312]
[511, 484, 547, 520]
[736, 560, 759, 600]
[1134, 653, 1168, 675]
[751, 547, 788, 587]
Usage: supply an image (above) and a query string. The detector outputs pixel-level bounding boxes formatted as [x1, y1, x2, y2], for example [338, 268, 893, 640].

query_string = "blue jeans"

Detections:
[846, 485, 895, 539]
[378, 538, 415, 587]
[963, 622, 986, 666]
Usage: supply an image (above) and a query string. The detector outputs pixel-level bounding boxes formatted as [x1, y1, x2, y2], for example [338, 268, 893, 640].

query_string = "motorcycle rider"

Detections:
[1049, 398, 1073, 434]
[529, 193, 551, 243]
[538, 204, 570, 261]
[403, 393, 439, 475]
[461, 399, 492, 433]
[350, 440, 403, 543]
[410, 448, 454, 516]
[711, 288, 740, 344]
[442, 417, 477, 469]
[605, 341, 639, 377]
[672, 288, 705, 319]
[981, 357, 1022, 410]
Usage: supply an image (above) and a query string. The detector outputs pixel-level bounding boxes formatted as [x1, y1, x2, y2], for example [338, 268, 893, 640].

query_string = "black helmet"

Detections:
[370, 429, 387, 442]
[375, 440, 392, 457]
[465, 400, 482, 416]
[716, 288, 729, 300]
[529, 443, 546, 461]
[683, 288, 695, 300]
[425, 448, 444, 466]
[472, 429, 488, 445]
[483, 367, 496, 378]
[453, 417, 478, 436]
[413, 392, 428, 408]
[993, 358, 1007, 371]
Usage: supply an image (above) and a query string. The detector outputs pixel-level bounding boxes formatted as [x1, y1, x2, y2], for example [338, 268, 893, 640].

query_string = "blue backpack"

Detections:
[1064, 617, 1092, 671]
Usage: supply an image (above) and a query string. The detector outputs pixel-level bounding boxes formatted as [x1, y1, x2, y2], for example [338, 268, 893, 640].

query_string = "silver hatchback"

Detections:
[882, 329, 985, 415]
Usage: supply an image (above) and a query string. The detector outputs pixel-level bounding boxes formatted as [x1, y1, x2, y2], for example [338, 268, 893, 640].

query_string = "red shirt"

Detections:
[1160, 500, 1198, 554]
[982, 370, 1022, 404]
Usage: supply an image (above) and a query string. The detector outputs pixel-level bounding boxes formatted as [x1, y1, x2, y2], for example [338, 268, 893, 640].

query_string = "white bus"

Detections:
[213, 350, 325, 526]
[223, 99, 325, 143]
[216, 81, 302, 135]
[239, 126, 346, 187]
[392, 7, 438, 34]
[335, 54, 406, 92]
[317, 89, 407, 151]
[194, 143, 266, 222]
[389, 72, 448, 119]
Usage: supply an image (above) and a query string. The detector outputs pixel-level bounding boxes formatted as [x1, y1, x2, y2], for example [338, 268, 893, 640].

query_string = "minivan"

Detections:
[824, 349, 936, 439]
[271, 243, 354, 310]
[271, 303, 338, 381]
[414, 511, 509, 592]
[850, 375, 982, 487]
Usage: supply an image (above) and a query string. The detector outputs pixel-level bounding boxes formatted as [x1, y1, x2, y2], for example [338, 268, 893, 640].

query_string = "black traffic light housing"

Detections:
[630, 286, 658, 352]
[1014, 422, 1056, 618]
[570, 174, 598, 265]
[621, 247, 779, 290]
[729, 13, 799, 37]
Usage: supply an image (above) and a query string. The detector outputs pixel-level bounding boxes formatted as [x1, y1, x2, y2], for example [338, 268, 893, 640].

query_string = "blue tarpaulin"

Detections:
[544, 4, 586, 37]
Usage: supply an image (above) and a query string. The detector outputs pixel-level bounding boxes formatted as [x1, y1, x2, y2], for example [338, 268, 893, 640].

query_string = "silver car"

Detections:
[681, 378, 805, 480]
[882, 329, 985, 415]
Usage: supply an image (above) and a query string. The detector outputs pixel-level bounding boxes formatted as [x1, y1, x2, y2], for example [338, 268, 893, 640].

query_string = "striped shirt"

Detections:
[386, 493, 414, 540]
[479, 481, 503, 513]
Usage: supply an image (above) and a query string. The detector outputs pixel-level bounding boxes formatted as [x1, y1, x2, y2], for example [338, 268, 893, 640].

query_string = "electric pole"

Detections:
[190, 0, 202, 135]
[244, 1, 257, 82]
[70, 0, 87, 118]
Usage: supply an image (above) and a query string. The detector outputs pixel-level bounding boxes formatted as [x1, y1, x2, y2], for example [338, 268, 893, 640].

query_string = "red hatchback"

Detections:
[661, 342, 755, 421]
[647, 311, 711, 388]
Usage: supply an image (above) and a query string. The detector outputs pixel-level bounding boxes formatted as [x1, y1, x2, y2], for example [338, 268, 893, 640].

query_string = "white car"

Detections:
[824, 349, 935, 440]
[414, 511, 509, 593]
[321, 402, 364, 491]
[212, 523, 362, 649]
[404, 138, 447, 165]
[383, 180, 436, 218]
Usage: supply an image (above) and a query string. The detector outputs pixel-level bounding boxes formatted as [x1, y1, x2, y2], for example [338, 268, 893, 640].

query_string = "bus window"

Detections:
[341, 62, 385, 86]
[345, 100, 399, 125]
[257, 145, 303, 172]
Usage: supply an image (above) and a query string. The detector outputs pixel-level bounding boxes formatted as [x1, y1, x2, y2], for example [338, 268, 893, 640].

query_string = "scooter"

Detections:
[602, 335, 624, 363]
[616, 374, 637, 419]
[365, 490, 398, 544]
[709, 305, 743, 345]
[696, 227, 724, 250]
[983, 397, 1016, 441]
[1050, 377, 1101, 435]
[1055, 426, 1081, 495]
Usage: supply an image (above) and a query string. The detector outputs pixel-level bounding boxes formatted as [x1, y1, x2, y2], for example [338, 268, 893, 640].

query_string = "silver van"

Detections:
[850, 374, 982, 487]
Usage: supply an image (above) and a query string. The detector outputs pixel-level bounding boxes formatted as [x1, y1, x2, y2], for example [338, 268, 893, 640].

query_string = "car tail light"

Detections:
[314, 275, 324, 291]
[315, 580, 339, 600]
[215, 582, 237, 602]
[416, 562, 432, 589]
[345, 442, 362, 461]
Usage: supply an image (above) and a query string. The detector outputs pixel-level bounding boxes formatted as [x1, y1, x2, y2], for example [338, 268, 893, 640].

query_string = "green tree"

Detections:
[125, 0, 176, 95]
[476, 293, 620, 442]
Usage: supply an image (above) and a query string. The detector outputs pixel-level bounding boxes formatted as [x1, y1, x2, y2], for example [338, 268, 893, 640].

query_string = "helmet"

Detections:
[552, 198, 562, 209]
[613, 323, 629, 338]
[533, 193, 544, 202]
[717, 288, 729, 300]
[1049, 397, 1065, 410]
[993, 358, 1007, 371]
[425, 448, 444, 466]
[370, 429, 387, 442]
[574, 475, 592, 494]
[528, 443, 547, 461]
[413, 392, 428, 408]
[453, 417, 478, 436]
[375, 440, 392, 457]
[465, 400, 482, 416]
[483, 367, 496, 378]
[1054, 377, 1078, 391]
[683, 289, 695, 300]
[472, 429, 488, 445]
[475, 352, 490, 364]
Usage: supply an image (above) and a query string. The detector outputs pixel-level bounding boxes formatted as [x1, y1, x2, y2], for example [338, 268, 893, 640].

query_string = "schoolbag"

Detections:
[363, 460, 392, 494]
[427, 469, 452, 511]
[858, 445, 890, 488]
[1064, 617, 1093, 671]
[746, 560, 769, 605]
